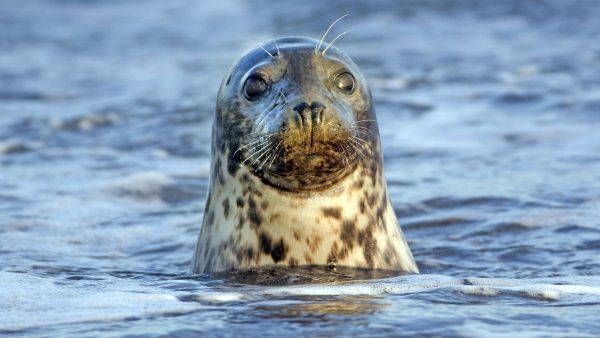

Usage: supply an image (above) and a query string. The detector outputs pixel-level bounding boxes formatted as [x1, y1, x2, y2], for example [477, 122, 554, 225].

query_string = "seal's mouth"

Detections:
[243, 129, 363, 192]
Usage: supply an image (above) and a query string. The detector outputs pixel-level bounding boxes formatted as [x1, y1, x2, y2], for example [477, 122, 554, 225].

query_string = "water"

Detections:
[1, 0, 600, 336]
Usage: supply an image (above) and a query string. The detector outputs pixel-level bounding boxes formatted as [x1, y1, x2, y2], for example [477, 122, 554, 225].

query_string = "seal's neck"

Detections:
[192, 149, 418, 274]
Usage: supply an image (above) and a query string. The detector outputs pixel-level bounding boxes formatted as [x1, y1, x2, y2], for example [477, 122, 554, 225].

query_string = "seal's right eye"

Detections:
[243, 75, 268, 100]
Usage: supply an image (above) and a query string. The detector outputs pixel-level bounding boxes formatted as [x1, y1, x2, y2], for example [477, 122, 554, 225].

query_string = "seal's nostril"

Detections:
[293, 102, 310, 113]
[310, 102, 325, 111]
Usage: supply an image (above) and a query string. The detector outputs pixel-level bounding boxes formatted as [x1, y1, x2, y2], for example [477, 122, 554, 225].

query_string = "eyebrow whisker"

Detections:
[315, 13, 349, 54]
[322, 29, 352, 56]
[244, 38, 274, 58]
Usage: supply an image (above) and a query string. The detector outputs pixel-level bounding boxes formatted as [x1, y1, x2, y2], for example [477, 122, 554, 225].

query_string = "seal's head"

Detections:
[216, 37, 378, 192]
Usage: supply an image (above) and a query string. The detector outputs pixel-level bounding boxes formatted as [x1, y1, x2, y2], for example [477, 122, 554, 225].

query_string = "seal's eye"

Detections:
[334, 72, 355, 94]
[243, 75, 268, 100]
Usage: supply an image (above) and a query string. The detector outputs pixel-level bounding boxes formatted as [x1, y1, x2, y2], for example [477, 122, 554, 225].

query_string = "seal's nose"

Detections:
[293, 101, 326, 127]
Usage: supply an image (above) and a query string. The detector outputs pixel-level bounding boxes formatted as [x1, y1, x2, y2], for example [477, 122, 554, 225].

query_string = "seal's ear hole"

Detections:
[243, 75, 269, 101]
[333, 72, 355, 94]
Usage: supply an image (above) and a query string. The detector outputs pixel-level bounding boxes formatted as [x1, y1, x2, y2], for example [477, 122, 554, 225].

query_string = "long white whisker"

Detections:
[352, 125, 375, 136]
[250, 141, 276, 167]
[340, 143, 352, 166]
[350, 135, 373, 152]
[267, 140, 283, 168]
[233, 132, 281, 157]
[279, 90, 288, 105]
[233, 139, 270, 157]
[315, 13, 349, 54]
[347, 141, 367, 162]
[322, 29, 352, 56]
[242, 142, 273, 165]
[244, 38, 274, 58]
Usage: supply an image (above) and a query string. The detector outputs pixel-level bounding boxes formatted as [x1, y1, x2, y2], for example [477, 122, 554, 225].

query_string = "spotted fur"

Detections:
[191, 37, 418, 274]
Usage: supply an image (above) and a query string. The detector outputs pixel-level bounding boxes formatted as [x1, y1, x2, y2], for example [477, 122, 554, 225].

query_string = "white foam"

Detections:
[0, 272, 201, 331]
[256, 274, 600, 302]
[192, 292, 246, 302]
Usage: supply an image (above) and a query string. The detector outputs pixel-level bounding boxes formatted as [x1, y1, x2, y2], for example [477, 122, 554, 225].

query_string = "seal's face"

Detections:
[216, 37, 377, 192]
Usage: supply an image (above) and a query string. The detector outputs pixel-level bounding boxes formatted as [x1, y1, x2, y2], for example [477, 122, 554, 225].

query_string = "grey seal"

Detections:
[191, 36, 418, 274]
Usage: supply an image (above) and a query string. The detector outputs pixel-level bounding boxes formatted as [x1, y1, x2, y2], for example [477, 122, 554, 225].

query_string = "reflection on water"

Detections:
[2, 0, 600, 336]
[254, 296, 388, 319]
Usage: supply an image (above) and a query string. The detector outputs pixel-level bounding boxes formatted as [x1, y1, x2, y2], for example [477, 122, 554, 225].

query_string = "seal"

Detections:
[191, 36, 418, 274]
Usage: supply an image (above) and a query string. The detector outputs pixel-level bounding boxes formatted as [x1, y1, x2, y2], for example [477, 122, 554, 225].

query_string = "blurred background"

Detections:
[1, 0, 600, 336]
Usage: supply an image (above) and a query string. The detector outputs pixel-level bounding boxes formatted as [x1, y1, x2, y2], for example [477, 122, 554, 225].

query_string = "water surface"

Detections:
[2, 0, 600, 336]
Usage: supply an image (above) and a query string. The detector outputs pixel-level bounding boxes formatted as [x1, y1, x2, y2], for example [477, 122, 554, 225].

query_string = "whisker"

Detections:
[279, 90, 288, 105]
[242, 141, 273, 165]
[351, 125, 375, 136]
[233, 132, 281, 156]
[347, 140, 368, 162]
[350, 135, 373, 152]
[250, 140, 276, 167]
[234, 138, 269, 155]
[337, 143, 350, 167]
[341, 143, 353, 166]
[315, 13, 349, 54]
[267, 140, 283, 168]
[322, 29, 352, 56]
[274, 40, 280, 56]
[244, 38, 274, 58]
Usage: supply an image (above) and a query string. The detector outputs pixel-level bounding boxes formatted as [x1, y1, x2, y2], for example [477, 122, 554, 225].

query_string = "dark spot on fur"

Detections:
[259, 232, 272, 255]
[308, 235, 322, 252]
[236, 197, 245, 208]
[241, 173, 251, 184]
[206, 210, 215, 228]
[260, 200, 269, 210]
[369, 159, 378, 186]
[359, 199, 366, 214]
[358, 230, 377, 268]
[246, 247, 255, 260]
[340, 220, 357, 249]
[214, 157, 226, 186]
[227, 156, 239, 175]
[288, 257, 298, 267]
[322, 207, 342, 219]
[352, 179, 364, 190]
[247, 197, 262, 228]
[269, 213, 280, 223]
[222, 198, 230, 219]
[293, 230, 301, 241]
[271, 238, 288, 263]
[236, 215, 245, 230]
[367, 192, 378, 209]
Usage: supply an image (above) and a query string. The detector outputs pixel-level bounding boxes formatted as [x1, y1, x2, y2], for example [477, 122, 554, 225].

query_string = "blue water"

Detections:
[2, 0, 600, 336]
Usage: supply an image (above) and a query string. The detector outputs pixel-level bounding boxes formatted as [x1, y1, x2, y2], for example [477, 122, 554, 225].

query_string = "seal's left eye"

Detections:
[243, 75, 268, 100]
[334, 72, 355, 94]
